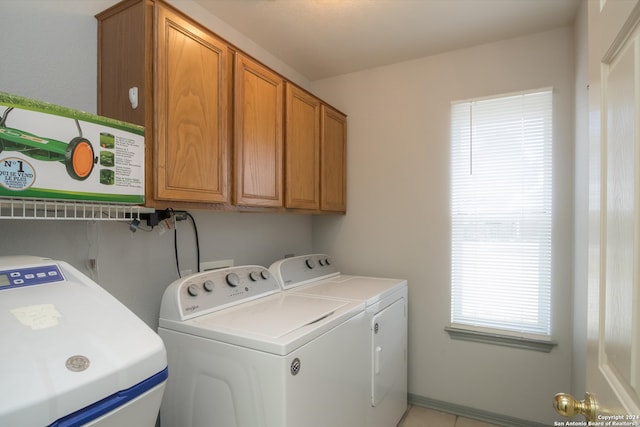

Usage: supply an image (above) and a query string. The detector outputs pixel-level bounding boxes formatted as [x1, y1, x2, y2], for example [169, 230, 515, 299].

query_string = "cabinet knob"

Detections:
[129, 87, 138, 109]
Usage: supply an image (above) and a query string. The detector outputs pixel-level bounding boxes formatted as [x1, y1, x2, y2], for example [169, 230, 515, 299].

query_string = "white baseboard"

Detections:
[407, 393, 549, 427]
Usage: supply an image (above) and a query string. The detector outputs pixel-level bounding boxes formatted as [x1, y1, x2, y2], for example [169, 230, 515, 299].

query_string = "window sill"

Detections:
[444, 326, 557, 353]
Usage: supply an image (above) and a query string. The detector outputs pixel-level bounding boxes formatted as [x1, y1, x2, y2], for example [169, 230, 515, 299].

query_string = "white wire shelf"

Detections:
[0, 198, 153, 221]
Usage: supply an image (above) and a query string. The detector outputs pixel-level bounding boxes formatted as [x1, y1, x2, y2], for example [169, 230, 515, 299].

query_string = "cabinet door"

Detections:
[155, 5, 230, 203]
[234, 54, 284, 207]
[285, 84, 320, 210]
[320, 105, 347, 212]
[96, 0, 147, 127]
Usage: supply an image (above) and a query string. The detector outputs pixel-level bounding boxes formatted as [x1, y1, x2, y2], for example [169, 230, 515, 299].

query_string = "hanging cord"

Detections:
[469, 102, 473, 176]
[173, 210, 201, 277]
[187, 212, 201, 273]
[170, 209, 181, 277]
[174, 224, 180, 277]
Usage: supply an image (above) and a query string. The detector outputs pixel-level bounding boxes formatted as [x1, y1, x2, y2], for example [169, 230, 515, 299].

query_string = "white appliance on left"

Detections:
[0, 256, 168, 427]
[158, 265, 368, 427]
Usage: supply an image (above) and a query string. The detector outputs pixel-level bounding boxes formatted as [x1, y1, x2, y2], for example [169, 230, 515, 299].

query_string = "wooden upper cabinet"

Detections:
[234, 53, 284, 207]
[155, 5, 229, 203]
[98, 0, 345, 213]
[285, 83, 321, 210]
[97, 0, 230, 206]
[321, 105, 347, 212]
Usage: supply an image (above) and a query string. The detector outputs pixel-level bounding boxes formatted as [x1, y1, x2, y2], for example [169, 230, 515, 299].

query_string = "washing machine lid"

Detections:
[166, 292, 364, 355]
[269, 254, 408, 306]
[292, 275, 407, 306]
[0, 256, 167, 427]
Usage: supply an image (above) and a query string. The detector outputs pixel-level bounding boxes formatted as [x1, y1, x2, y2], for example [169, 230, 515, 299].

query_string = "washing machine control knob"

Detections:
[319, 257, 332, 267]
[249, 271, 260, 282]
[203, 280, 214, 292]
[187, 284, 199, 297]
[226, 272, 240, 287]
[261, 270, 270, 280]
[305, 258, 315, 269]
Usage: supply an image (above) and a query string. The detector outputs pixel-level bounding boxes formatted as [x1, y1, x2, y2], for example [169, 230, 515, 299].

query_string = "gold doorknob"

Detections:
[553, 392, 596, 422]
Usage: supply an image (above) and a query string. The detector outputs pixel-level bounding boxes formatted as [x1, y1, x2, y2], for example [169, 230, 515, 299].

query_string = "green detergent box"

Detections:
[0, 92, 144, 204]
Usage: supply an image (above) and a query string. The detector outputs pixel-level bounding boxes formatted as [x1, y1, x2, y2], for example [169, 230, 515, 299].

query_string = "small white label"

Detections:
[11, 304, 61, 330]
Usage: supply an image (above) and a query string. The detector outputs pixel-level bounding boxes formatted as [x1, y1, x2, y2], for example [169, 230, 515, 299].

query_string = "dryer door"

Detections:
[371, 298, 406, 406]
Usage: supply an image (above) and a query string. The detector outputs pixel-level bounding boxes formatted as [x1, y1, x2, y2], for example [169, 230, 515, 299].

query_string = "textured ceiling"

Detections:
[192, 0, 581, 81]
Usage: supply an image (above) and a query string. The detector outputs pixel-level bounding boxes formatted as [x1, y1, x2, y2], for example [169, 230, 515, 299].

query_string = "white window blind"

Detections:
[450, 89, 552, 338]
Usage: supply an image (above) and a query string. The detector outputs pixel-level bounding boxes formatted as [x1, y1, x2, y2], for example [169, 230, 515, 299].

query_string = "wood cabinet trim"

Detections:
[320, 105, 347, 212]
[234, 53, 284, 207]
[154, 4, 230, 203]
[285, 83, 321, 210]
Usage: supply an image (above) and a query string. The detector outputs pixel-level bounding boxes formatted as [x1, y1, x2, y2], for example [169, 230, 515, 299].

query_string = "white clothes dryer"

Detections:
[158, 265, 369, 427]
[0, 256, 167, 427]
[270, 254, 408, 427]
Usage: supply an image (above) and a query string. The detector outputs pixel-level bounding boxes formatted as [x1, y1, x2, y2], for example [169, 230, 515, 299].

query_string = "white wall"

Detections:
[0, 0, 314, 329]
[311, 28, 576, 424]
[0, 214, 312, 327]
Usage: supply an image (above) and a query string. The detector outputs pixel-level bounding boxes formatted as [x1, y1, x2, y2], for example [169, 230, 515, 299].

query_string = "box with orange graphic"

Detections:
[0, 92, 144, 204]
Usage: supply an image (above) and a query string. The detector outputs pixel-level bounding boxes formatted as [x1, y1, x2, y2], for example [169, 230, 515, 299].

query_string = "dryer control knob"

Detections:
[261, 270, 271, 280]
[226, 272, 240, 287]
[187, 284, 199, 297]
[203, 280, 214, 292]
[305, 258, 315, 269]
[249, 271, 260, 282]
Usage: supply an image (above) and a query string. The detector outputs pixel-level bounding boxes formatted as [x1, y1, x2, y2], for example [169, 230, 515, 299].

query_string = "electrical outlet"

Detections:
[200, 259, 234, 271]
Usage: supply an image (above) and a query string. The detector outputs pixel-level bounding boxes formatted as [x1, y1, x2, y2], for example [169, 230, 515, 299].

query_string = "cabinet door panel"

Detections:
[321, 106, 347, 212]
[235, 54, 284, 207]
[156, 5, 229, 203]
[285, 84, 320, 210]
[97, 0, 146, 126]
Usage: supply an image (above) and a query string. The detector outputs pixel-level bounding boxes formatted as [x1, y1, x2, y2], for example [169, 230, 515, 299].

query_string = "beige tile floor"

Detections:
[398, 405, 501, 427]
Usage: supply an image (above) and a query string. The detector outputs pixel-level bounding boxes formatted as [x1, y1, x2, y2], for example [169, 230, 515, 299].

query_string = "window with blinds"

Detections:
[450, 89, 552, 339]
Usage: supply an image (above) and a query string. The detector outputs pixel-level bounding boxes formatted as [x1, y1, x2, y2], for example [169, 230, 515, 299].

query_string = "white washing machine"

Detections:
[158, 264, 369, 427]
[0, 256, 167, 427]
[270, 254, 408, 427]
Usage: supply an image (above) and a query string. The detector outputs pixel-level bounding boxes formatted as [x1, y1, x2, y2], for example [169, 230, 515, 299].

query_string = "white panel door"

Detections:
[585, 0, 640, 420]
